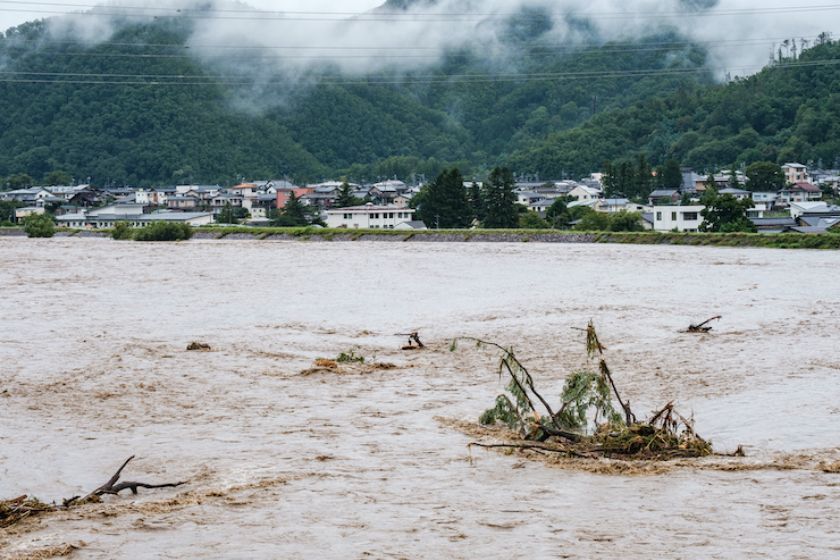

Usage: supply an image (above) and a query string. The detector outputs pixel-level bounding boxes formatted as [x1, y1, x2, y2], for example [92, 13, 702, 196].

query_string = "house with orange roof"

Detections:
[276, 188, 315, 209]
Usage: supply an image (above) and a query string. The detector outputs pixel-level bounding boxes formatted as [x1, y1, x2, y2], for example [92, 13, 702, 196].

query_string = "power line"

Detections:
[2, 35, 831, 63]
[0, 35, 821, 52]
[0, 58, 836, 86]
[0, 43, 761, 61]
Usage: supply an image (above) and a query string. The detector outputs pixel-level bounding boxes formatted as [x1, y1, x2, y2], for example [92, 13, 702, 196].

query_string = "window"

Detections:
[388, 213, 394, 219]
[656, 212, 662, 221]
[671, 212, 677, 221]
[683, 212, 698, 221]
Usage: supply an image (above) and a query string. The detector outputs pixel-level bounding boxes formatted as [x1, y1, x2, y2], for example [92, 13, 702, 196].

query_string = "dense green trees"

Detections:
[481, 167, 518, 228]
[700, 190, 756, 232]
[544, 198, 570, 228]
[0, 200, 22, 225]
[0, 16, 838, 184]
[270, 192, 311, 226]
[467, 182, 483, 224]
[509, 41, 840, 177]
[0, 18, 715, 184]
[217, 203, 249, 225]
[43, 170, 72, 186]
[23, 213, 54, 237]
[602, 156, 657, 200]
[659, 160, 683, 189]
[518, 211, 549, 229]
[4, 173, 33, 189]
[415, 168, 471, 229]
[745, 161, 786, 191]
[335, 182, 362, 208]
[574, 209, 644, 232]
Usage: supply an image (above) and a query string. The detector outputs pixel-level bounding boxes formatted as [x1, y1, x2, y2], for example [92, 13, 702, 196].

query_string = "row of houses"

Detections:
[3, 163, 838, 232]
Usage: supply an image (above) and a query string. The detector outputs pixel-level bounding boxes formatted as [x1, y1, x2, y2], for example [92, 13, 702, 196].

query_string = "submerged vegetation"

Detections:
[132, 222, 193, 242]
[455, 322, 713, 461]
[22, 213, 55, 238]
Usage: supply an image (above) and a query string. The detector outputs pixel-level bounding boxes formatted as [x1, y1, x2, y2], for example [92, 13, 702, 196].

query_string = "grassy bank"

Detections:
[195, 227, 840, 249]
[2, 226, 839, 249]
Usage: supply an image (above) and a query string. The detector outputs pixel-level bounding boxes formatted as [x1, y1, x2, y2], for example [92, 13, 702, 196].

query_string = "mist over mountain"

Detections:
[0, 3, 838, 185]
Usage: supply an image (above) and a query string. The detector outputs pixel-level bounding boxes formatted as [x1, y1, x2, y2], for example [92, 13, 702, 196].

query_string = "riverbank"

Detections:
[2, 226, 839, 249]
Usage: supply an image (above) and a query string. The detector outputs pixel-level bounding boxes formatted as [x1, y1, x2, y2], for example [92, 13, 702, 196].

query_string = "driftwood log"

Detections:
[688, 316, 722, 333]
[1, 456, 187, 528]
[64, 455, 186, 506]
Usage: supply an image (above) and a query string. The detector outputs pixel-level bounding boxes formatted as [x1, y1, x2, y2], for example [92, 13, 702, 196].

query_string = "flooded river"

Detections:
[1, 238, 838, 558]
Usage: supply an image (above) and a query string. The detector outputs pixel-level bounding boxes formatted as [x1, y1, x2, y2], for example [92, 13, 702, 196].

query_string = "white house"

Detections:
[45, 185, 90, 201]
[325, 204, 416, 229]
[595, 198, 625, 213]
[517, 192, 546, 206]
[0, 187, 59, 206]
[568, 185, 601, 202]
[718, 187, 751, 200]
[652, 205, 705, 232]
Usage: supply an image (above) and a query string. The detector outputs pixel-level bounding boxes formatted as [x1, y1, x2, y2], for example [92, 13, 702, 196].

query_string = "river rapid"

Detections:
[1, 238, 838, 559]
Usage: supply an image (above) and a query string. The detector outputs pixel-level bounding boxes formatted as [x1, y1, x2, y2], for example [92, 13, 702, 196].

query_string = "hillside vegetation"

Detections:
[0, 10, 838, 185]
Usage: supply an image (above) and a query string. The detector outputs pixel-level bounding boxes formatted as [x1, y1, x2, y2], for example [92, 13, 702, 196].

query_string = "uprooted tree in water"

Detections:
[453, 322, 713, 460]
[1, 456, 186, 529]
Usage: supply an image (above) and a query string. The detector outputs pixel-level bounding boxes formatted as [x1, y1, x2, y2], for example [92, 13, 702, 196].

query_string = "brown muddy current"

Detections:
[1, 238, 839, 559]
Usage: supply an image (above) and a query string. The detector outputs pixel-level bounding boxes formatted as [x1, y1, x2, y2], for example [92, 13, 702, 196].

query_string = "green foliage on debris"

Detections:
[457, 322, 713, 460]
[336, 350, 365, 364]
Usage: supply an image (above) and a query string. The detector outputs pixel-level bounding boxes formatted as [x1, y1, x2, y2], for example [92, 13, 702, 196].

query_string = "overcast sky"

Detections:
[0, 1, 384, 33]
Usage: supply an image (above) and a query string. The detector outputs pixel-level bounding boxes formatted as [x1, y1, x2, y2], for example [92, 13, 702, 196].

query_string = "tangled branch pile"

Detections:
[0, 456, 186, 529]
[455, 322, 712, 461]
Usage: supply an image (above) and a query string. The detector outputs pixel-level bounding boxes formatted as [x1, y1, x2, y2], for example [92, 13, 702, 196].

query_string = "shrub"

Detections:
[133, 222, 193, 242]
[23, 213, 55, 238]
[336, 350, 365, 364]
[111, 221, 134, 240]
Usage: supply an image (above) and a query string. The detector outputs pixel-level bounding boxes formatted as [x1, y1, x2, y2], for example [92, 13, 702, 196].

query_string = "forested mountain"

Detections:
[0, 4, 837, 186]
[508, 41, 840, 177]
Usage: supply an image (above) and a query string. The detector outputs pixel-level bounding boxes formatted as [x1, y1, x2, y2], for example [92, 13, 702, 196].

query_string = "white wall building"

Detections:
[325, 204, 416, 229]
[782, 163, 810, 184]
[568, 185, 601, 201]
[652, 205, 705, 232]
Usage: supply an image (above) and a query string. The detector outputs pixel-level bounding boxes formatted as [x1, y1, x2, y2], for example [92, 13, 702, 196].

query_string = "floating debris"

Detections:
[454, 322, 714, 462]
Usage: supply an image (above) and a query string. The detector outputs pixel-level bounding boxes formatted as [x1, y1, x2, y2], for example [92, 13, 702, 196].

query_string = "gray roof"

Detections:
[791, 226, 828, 234]
[90, 212, 211, 222]
[719, 187, 750, 195]
[751, 217, 796, 227]
[649, 189, 678, 198]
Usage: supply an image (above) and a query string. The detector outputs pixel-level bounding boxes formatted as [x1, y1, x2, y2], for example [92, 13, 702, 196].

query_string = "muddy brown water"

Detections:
[1, 238, 838, 559]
